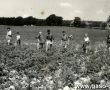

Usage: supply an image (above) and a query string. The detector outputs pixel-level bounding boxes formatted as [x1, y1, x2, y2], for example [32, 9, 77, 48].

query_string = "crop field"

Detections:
[0, 25, 110, 90]
[0, 25, 107, 44]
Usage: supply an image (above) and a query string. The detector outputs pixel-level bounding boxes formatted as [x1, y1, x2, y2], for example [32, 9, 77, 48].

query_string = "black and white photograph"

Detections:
[0, 0, 110, 90]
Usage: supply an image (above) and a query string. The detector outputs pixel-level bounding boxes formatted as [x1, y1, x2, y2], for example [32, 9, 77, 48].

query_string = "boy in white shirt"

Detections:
[83, 33, 90, 53]
[16, 32, 21, 46]
[6, 27, 12, 45]
[84, 34, 90, 42]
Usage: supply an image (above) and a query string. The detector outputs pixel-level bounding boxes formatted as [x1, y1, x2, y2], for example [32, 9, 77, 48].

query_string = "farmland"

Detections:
[0, 26, 110, 90]
[0, 25, 107, 44]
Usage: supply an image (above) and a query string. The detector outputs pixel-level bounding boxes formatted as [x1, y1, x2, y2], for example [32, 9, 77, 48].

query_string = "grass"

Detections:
[0, 25, 107, 44]
[0, 25, 109, 90]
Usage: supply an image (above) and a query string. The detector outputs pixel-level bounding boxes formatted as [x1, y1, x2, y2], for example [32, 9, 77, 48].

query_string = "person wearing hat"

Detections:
[45, 29, 54, 51]
[36, 31, 44, 49]
[6, 27, 12, 45]
[60, 31, 68, 49]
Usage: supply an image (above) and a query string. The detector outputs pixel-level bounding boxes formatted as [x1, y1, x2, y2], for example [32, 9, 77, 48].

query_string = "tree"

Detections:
[13, 16, 24, 26]
[46, 14, 63, 26]
[81, 21, 87, 28]
[107, 16, 110, 23]
[24, 16, 36, 25]
[100, 22, 107, 29]
[73, 17, 81, 27]
[106, 16, 110, 30]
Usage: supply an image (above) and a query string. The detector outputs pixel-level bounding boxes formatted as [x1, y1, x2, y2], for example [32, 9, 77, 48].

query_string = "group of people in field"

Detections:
[35, 29, 73, 52]
[36, 30, 72, 51]
[36, 29, 54, 52]
[5, 27, 110, 53]
[35, 30, 110, 53]
[6, 27, 21, 46]
[5, 28, 72, 52]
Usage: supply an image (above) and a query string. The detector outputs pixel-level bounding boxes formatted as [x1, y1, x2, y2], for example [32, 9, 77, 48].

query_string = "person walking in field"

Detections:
[45, 29, 54, 51]
[36, 31, 44, 50]
[107, 34, 110, 52]
[16, 32, 21, 46]
[82, 33, 90, 53]
[6, 27, 12, 45]
[60, 31, 68, 49]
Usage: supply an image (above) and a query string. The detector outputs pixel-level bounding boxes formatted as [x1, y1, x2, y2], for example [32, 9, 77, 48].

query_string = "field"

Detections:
[0, 25, 107, 44]
[0, 26, 110, 90]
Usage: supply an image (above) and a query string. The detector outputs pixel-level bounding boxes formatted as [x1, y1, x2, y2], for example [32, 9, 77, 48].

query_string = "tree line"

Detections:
[0, 14, 108, 29]
[0, 14, 63, 26]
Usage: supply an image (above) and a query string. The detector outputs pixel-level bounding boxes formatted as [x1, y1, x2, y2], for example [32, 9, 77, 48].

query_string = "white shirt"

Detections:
[84, 37, 90, 42]
[7, 30, 12, 36]
[16, 35, 20, 40]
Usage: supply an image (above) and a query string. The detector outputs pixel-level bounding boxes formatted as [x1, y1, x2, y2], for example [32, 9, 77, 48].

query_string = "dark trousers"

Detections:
[82, 42, 89, 53]
[40, 43, 44, 48]
[17, 39, 21, 45]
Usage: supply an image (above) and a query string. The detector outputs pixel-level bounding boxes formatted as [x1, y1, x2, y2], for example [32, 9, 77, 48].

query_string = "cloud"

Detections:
[60, 2, 72, 7]
[97, 10, 105, 14]
[74, 10, 82, 14]
[16, 10, 29, 17]
[16, 10, 23, 14]
[22, 14, 29, 18]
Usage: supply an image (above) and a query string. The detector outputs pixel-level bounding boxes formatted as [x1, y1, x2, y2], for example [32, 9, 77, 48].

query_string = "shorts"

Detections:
[6, 35, 11, 40]
[17, 39, 21, 45]
[83, 42, 90, 49]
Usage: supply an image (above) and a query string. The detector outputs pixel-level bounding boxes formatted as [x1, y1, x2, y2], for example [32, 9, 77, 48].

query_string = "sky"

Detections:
[0, 0, 110, 21]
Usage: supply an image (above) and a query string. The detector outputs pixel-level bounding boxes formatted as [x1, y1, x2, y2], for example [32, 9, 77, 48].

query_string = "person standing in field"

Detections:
[6, 27, 12, 45]
[45, 29, 54, 51]
[60, 31, 68, 49]
[67, 35, 73, 45]
[36, 31, 44, 50]
[16, 32, 21, 46]
[107, 34, 110, 52]
[83, 33, 90, 53]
